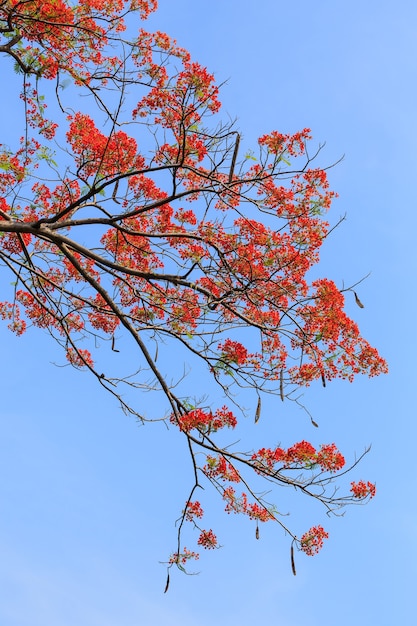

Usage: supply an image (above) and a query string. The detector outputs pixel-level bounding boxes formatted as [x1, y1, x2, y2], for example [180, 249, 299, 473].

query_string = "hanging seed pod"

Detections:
[291, 544, 296, 576]
[280, 369, 284, 401]
[354, 291, 364, 308]
[255, 396, 261, 423]
[228, 133, 241, 183]
[112, 178, 121, 204]
[164, 571, 170, 593]
[256, 525, 260, 540]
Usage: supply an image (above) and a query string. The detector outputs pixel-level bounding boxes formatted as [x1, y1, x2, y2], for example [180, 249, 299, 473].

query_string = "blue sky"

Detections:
[1, 1, 416, 624]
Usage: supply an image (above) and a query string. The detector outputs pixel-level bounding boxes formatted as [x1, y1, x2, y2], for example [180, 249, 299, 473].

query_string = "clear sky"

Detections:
[1, 1, 416, 624]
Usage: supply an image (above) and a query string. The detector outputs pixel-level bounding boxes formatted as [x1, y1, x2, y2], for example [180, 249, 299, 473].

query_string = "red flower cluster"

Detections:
[1, 0, 158, 81]
[218, 339, 249, 365]
[316, 443, 346, 472]
[259, 128, 312, 156]
[289, 278, 388, 384]
[222, 487, 274, 522]
[300, 525, 329, 556]
[172, 406, 237, 434]
[0, 300, 26, 336]
[67, 113, 142, 178]
[197, 529, 218, 550]
[203, 455, 241, 483]
[169, 547, 199, 565]
[88, 294, 120, 334]
[0, 231, 32, 254]
[285, 440, 317, 466]
[251, 441, 345, 473]
[184, 501, 204, 521]
[351, 480, 376, 499]
[66, 348, 94, 368]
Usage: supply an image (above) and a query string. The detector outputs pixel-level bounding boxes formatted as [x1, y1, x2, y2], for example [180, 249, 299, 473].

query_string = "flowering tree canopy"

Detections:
[0, 0, 387, 585]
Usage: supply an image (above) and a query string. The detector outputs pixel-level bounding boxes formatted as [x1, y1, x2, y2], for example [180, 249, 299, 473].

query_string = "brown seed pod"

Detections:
[354, 291, 364, 308]
[164, 571, 170, 593]
[255, 396, 261, 423]
[228, 133, 241, 183]
[291, 544, 296, 576]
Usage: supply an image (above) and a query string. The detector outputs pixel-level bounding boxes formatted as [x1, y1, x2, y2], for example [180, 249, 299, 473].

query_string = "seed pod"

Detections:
[291, 544, 296, 576]
[228, 133, 241, 183]
[354, 291, 364, 308]
[280, 369, 284, 401]
[256, 525, 260, 540]
[112, 178, 121, 204]
[255, 396, 261, 423]
[164, 571, 170, 593]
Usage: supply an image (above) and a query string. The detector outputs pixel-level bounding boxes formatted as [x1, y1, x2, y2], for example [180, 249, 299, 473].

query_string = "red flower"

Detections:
[300, 525, 329, 556]
[185, 501, 204, 521]
[66, 348, 94, 369]
[351, 481, 376, 499]
[218, 339, 249, 365]
[316, 443, 345, 472]
[197, 529, 218, 549]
